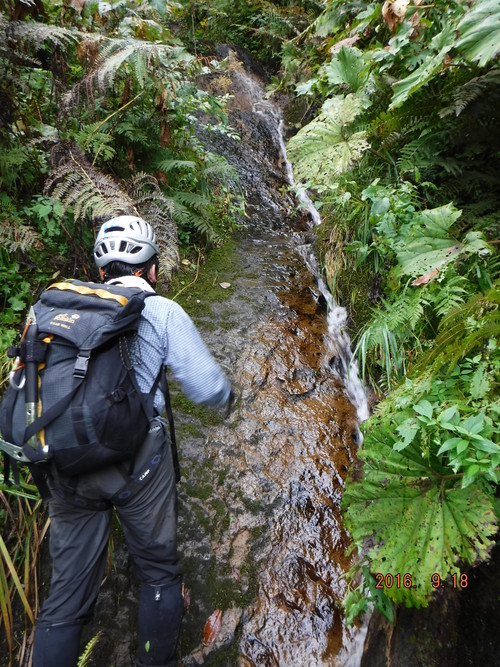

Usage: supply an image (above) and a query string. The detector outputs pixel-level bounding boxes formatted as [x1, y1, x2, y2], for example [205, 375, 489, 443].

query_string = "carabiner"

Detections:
[9, 360, 25, 390]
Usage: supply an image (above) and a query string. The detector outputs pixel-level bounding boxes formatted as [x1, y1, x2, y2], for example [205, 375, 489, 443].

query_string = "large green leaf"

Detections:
[344, 435, 498, 607]
[394, 204, 491, 279]
[324, 46, 369, 93]
[456, 0, 500, 67]
[390, 26, 455, 108]
[287, 94, 369, 187]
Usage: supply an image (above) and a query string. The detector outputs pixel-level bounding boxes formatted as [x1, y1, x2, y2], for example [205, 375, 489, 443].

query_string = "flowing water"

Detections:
[175, 50, 369, 666]
[82, 48, 370, 666]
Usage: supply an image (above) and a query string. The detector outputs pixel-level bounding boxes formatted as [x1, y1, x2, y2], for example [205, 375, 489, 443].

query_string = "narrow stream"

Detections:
[176, 49, 369, 666]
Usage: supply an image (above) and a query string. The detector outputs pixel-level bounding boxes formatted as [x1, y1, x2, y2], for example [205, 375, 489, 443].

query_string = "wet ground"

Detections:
[173, 227, 364, 666]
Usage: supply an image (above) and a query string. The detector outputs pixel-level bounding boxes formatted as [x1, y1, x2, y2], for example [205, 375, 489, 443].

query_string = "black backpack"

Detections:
[0, 279, 178, 495]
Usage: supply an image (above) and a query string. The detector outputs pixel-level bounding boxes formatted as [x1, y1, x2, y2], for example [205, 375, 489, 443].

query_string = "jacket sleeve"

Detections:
[164, 301, 232, 408]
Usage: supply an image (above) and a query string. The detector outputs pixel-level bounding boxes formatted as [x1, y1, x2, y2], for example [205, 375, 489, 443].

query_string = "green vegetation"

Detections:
[169, 237, 239, 319]
[0, 0, 243, 660]
[277, 0, 500, 623]
[0, 0, 243, 357]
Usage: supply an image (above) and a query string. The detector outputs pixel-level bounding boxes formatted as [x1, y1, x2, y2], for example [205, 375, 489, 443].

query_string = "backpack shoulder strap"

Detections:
[140, 293, 180, 483]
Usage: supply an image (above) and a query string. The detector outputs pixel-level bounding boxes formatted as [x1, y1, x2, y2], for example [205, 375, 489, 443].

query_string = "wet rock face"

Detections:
[175, 230, 363, 666]
[174, 50, 366, 666]
[79, 48, 366, 667]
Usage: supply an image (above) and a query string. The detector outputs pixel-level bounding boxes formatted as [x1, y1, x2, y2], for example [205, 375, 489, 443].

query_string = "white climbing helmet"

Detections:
[94, 215, 160, 268]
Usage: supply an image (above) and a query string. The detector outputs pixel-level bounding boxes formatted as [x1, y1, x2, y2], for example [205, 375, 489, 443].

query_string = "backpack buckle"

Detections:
[74, 350, 91, 378]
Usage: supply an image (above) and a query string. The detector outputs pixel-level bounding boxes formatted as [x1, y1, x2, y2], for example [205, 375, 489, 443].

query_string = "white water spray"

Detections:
[239, 64, 370, 424]
[296, 246, 370, 423]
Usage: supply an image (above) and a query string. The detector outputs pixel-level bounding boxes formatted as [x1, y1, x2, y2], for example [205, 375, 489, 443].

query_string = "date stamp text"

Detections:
[375, 572, 468, 589]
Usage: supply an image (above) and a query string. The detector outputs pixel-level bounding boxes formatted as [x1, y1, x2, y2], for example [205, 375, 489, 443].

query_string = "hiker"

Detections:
[32, 215, 234, 667]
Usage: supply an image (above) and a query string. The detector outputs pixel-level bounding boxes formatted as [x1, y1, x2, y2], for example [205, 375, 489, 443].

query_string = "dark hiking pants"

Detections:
[33, 418, 183, 667]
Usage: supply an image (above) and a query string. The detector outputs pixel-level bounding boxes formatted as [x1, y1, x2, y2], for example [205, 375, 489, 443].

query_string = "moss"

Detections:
[177, 421, 204, 439]
[217, 466, 229, 487]
[205, 559, 257, 612]
[184, 481, 213, 502]
[170, 390, 225, 426]
[160, 238, 263, 661]
[211, 497, 228, 519]
[189, 502, 212, 533]
[203, 641, 241, 666]
[249, 524, 264, 540]
[310, 213, 376, 332]
[166, 238, 240, 318]
[240, 494, 266, 515]
[336, 263, 377, 331]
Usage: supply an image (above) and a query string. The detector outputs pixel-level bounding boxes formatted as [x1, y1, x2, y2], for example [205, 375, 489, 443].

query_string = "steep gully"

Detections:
[84, 49, 371, 666]
[175, 49, 370, 666]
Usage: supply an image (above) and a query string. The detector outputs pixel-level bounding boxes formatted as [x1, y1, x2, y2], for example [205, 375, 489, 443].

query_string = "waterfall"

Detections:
[243, 66, 370, 425]
[296, 246, 370, 424]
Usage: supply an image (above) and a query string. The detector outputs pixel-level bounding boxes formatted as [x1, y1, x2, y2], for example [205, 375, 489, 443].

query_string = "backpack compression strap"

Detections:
[159, 372, 180, 484]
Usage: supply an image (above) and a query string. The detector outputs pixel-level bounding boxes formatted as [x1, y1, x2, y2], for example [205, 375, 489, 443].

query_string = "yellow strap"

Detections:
[37, 364, 46, 448]
[47, 282, 129, 306]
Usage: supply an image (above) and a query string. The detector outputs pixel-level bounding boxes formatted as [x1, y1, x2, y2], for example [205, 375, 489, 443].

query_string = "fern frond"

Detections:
[0, 146, 37, 188]
[44, 143, 136, 221]
[410, 285, 500, 377]
[353, 286, 430, 386]
[397, 136, 440, 178]
[114, 117, 151, 145]
[77, 632, 102, 667]
[1, 17, 83, 52]
[61, 37, 196, 112]
[45, 151, 180, 281]
[431, 275, 471, 318]
[440, 68, 500, 118]
[75, 123, 116, 164]
[376, 113, 428, 153]
[156, 158, 197, 174]
[94, 41, 137, 92]
[97, 39, 194, 94]
[172, 191, 211, 213]
[405, 289, 429, 332]
[202, 152, 239, 182]
[171, 196, 219, 244]
[0, 42, 40, 69]
[0, 219, 39, 253]
[250, 7, 302, 39]
[129, 172, 179, 280]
